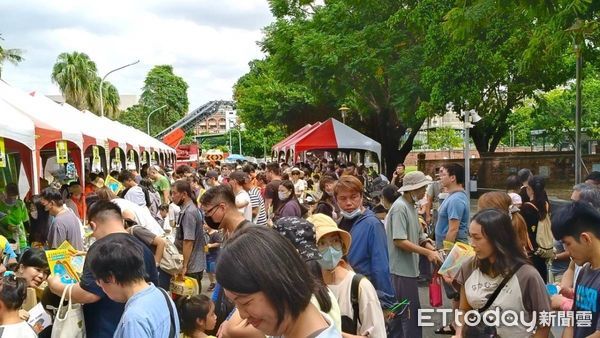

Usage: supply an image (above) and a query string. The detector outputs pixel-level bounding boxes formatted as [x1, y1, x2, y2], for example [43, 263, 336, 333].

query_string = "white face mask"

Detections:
[340, 208, 362, 219]
[278, 191, 290, 201]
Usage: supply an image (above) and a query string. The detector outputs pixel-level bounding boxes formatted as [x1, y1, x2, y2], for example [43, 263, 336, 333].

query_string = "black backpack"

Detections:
[341, 274, 365, 334]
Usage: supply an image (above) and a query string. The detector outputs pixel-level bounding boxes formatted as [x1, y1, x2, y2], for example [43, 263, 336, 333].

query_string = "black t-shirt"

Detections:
[265, 179, 282, 212]
[79, 233, 159, 338]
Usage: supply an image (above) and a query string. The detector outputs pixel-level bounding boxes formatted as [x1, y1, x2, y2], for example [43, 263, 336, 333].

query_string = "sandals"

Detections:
[434, 325, 456, 335]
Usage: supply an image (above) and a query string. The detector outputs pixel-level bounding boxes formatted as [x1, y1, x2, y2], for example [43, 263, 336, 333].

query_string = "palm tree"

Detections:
[0, 34, 24, 79]
[51, 52, 98, 110]
[88, 77, 121, 118]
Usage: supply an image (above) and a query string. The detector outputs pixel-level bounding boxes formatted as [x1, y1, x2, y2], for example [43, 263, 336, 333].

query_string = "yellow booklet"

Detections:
[46, 249, 80, 284]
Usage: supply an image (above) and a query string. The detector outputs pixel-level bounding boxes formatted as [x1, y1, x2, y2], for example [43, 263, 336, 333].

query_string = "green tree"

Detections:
[427, 127, 463, 151]
[88, 77, 121, 119]
[117, 104, 146, 131]
[0, 34, 24, 79]
[51, 52, 99, 110]
[139, 65, 189, 136]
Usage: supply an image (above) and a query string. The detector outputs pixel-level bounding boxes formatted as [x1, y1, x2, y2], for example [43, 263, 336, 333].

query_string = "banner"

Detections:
[142, 151, 147, 164]
[0, 137, 5, 168]
[56, 141, 68, 164]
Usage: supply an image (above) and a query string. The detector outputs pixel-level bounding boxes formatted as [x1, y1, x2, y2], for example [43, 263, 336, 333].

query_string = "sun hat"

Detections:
[274, 217, 322, 261]
[398, 171, 432, 192]
[307, 213, 352, 255]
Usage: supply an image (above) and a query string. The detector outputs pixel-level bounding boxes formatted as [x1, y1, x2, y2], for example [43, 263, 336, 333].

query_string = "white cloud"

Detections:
[0, 0, 273, 113]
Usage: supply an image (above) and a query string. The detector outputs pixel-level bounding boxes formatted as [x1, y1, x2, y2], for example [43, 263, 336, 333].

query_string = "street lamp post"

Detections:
[146, 105, 168, 135]
[99, 60, 140, 117]
[463, 110, 482, 209]
[339, 104, 350, 124]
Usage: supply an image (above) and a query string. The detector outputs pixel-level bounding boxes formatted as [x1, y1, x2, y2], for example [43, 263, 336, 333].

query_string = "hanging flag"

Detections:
[18, 162, 30, 200]
[56, 141, 68, 164]
[0, 137, 5, 168]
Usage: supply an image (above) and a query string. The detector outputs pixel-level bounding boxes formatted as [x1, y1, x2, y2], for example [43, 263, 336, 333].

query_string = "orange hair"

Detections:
[477, 192, 532, 252]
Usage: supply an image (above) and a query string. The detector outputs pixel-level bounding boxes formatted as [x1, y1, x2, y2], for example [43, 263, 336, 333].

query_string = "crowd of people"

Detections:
[0, 157, 599, 338]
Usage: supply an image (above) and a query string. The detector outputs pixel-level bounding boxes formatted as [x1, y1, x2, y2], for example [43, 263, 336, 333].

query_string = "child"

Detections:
[157, 204, 170, 231]
[551, 201, 600, 337]
[203, 225, 222, 292]
[176, 294, 217, 338]
[0, 274, 36, 338]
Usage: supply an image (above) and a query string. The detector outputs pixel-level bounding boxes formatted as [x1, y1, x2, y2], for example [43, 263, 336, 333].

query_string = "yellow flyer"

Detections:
[45, 249, 79, 284]
[56, 141, 68, 164]
[105, 175, 124, 194]
[0, 137, 5, 168]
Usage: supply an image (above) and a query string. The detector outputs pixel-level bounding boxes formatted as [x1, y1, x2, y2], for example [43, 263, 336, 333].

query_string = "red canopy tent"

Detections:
[286, 118, 381, 164]
[274, 123, 322, 161]
[271, 124, 314, 157]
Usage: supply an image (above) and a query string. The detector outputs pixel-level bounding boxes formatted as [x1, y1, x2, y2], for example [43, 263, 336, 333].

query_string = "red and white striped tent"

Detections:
[274, 118, 381, 163]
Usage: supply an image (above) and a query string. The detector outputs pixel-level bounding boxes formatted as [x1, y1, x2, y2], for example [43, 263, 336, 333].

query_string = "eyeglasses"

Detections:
[204, 204, 222, 216]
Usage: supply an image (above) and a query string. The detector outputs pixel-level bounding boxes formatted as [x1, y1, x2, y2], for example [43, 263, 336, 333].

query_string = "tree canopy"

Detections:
[234, 0, 599, 174]
[0, 34, 24, 79]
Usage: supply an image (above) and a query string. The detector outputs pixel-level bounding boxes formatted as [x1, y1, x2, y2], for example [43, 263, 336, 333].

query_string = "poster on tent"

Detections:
[0, 138, 5, 168]
[92, 146, 102, 173]
[111, 149, 122, 171]
[152, 151, 157, 165]
[56, 141, 68, 164]
[127, 149, 136, 170]
[142, 151, 148, 165]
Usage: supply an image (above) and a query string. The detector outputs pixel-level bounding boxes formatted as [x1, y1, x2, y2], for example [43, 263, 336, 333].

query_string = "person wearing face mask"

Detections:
[309, 213, 386, 338]
[171, 180, 206, 286]
[334, 176, 396, 311]
[199, 185, 257, 338]
[386, 171, 442, 338]
[314, 176, 339, 220]
[0, 183, 29, 253]
[40, 187, 84, 251]
[273, 180, 302, 221]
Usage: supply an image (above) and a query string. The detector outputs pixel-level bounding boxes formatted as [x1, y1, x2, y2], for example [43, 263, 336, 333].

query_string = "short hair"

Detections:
[88, 235, 146, 284]
[0, 275, 28, 310]
[396, 163, 405, 169]
[158, 204, 170, 212]
[95, 187, 117, 201]
[41, 187, 64, 206]
[318, 175, 337, 193]
[441, 163, 464, 186]
[266, 162, 281, 176]
[551, 201, 600, 241]
[17, 248, 49, 274]
[87, 199, 123, 224]
[175, 165, 193, 177]
[381, 184, 400, 205]
[585, 171, 600, 185]
[577, 186, 600, 210]
[173, 180, 194, 200]
[139, 178, 156, 193]
[176, 295, 213, 336]
[5, 183, 18, 197]
[334, 175, 363, 196]
[506, 175, 520, 191]
[117, 170, 135, 183]
[216, 226, 313, 329]
[517, 168, 533, 185]
[241, 164, 255, 174]
[200, 184, 236, 207]
[229, 171, 248, 184]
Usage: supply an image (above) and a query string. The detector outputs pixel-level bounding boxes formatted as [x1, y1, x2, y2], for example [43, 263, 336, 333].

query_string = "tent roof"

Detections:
[0, 98, 35, 150]
[278, 122, 322, 153]
[291, 118, 381, 160]
[0, 81, 83, 149]
[272, 124, 313, 153]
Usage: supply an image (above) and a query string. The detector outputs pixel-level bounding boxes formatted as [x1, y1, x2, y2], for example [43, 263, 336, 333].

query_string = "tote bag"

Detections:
[51, 284, 86, 338]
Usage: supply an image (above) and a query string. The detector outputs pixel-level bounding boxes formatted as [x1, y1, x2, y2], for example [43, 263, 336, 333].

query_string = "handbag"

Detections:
[429, 273, 443, 307]
[462, 263, 523, 338]
[51, 284, 86, 338]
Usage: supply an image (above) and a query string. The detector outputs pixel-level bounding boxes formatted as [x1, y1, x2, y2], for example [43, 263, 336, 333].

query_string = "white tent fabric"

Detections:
[0, 81, 83, 149]
[0, 98, 35, 150]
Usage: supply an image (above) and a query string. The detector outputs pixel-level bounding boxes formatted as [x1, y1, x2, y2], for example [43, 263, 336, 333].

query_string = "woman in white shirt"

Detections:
[308, 214, 387, 338]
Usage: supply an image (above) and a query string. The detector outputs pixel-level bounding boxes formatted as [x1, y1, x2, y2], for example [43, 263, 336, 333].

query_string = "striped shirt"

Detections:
[248, 187, 268, 226]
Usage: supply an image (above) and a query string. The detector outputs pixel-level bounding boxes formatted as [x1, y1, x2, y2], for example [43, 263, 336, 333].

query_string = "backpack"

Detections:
[129, 225, 183, 275]
[341, 273, 364, 334]
[526, 202, 554, 259]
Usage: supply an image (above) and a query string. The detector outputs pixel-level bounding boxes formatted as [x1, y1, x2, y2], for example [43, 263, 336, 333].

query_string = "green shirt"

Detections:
[385, 196, 426, 278]
[153, 175, 171, 203]
[0, 199, 29, 251]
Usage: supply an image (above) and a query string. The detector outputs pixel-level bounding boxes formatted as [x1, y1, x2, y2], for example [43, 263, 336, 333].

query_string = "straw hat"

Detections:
[398, 171, 432, 192]
[307, 214, 352, 255]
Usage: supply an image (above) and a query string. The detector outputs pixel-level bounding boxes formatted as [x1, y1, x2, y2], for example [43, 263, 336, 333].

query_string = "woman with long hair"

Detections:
[519, 175, 551, 282]
[273, 180, 303, 220]
[454, 209, 551, 338]
[314, 176, 339, 219]
[216, 226, 341, 337]
[477, 191, 531, 254]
